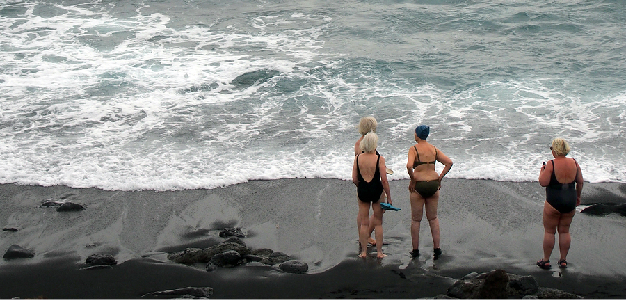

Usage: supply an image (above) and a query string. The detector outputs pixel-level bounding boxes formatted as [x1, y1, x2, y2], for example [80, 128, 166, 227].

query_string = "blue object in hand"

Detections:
[380, 203, 400, 211]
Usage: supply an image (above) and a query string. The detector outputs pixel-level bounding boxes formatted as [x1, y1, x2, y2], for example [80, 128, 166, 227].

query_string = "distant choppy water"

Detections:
[1, 0, 625, 190]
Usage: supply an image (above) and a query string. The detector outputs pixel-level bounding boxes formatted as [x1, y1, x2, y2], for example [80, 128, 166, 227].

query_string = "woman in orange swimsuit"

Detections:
[406, 125, 453, 259]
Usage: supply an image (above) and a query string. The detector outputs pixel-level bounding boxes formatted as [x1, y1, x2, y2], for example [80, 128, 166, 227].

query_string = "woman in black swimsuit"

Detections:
[354, 117, 379, 247]
[406, 125, 453, 259]
[352, 132, 392, 259]
[537, 138, 584, 269]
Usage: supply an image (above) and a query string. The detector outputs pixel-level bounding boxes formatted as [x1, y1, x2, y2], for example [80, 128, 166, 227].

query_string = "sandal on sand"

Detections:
[558, 259, 568, 268]
[537, 259, 551, 270]
[410, 249, 420, 259]
[433, 248, 442, 260]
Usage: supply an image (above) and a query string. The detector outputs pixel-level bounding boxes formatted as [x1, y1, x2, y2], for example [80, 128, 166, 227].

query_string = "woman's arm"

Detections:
[379, 156, 391, 205]
[406, 147, 416, 192]
[352, 155, 359, 186]
[575, 160, 584, 206]
[354, 137, 363, 156]
[435, 147, 453, 182]
[538, 160, 552, 187]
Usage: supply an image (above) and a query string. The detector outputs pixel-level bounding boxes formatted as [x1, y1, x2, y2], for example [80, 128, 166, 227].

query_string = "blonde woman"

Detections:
[406, 125, 453, 259]
[354, 117, 380, 246]
[537, 138, 583, 269]
[352, 132, 392, 258]
[354, 117, 378, 156]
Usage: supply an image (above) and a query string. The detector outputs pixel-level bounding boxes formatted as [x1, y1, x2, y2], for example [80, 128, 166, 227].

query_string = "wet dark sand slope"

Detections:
[1, 179, 625, 298]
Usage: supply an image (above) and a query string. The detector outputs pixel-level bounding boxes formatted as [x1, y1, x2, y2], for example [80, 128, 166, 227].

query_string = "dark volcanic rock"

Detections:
[86, 254, 117, 265]
[448, 276, 481, 298]
[80, 265, 114, 271]
[219, 228, 245, 238]
[479, 269, 509, 299]
[536, 287, 582, 299]
[231, 69, 279, 88]
[141, 286, 213, 299]
[581, 203, 626, 217]
[245, 254, 264, 262]
[250, 248, 273, 256]
[3, 245, 35, 259]
[168, 241, 250, 265]
[279, 260, 308, 274]
[508, 274, 539, 296]
[206, 263, 218, 272]
[210, 250, 242, 268]
[56, 202, 85, 212]
[2, 228, 18, 232]
[261, 251, 291, 265]
[41, 200, 63, 207]
[447, 270, 580, 299]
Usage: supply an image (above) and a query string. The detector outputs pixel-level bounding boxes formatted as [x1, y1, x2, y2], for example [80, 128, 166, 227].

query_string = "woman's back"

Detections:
[358, 153, 380, 183]
[409, 142, 439, 181]
[552, 158, 578, 184]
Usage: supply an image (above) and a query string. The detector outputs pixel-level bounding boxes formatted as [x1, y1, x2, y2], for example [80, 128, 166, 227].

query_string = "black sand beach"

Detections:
[1, 179, 626, 299]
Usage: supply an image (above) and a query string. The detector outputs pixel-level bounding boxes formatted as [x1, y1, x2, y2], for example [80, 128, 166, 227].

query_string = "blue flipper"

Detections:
[380, 203, 400, 211]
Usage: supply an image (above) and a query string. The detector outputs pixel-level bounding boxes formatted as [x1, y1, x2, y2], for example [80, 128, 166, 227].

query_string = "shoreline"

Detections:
[1, 179, 626, 298]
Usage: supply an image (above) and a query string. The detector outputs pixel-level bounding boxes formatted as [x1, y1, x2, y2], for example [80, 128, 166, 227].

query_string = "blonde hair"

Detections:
[358, 117, 377, 135]
[551, 137, 571, 156]
[359, 132, 378, 153]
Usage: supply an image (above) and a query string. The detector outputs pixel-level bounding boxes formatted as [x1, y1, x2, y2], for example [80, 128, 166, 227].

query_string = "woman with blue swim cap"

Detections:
[406, 125, 453, 259]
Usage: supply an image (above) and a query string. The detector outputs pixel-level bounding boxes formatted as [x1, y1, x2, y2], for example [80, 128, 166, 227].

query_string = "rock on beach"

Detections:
[3, 245, 35, 259]
[141, 286, 213, 299]
[445, 270, 580, 299]
[279, 260, 309, 274]
[85, 254, 117, 266]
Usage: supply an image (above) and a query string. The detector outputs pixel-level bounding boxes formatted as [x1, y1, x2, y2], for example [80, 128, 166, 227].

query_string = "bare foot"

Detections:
[377, 253, 387, 259]
[358, 253, 367, 259]
[368, 237, 376, 246]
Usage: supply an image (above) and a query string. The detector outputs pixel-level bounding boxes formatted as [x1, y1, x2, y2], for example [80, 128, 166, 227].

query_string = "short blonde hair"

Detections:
[359, 132, 378, 153]
[551, 137, 570, 156]
[358, 117, 377, 135]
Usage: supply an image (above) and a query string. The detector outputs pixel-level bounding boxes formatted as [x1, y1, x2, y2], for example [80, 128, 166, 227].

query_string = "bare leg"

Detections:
[356, 199, 361, 241]
[368, 215, 377, 246]
[542, 202, 560, 262]
[410, 191, 425, 251]
[372, 197, 386, 258]
[369, 191, 387, 246]
[357, 199, 375, 247]
[425, 191, 440, 249]
[557, 211, 575, 261]
[357, 199, 371, 258]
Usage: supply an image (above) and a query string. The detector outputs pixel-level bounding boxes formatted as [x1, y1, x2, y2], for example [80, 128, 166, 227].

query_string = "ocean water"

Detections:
[1, 0, 625, 191]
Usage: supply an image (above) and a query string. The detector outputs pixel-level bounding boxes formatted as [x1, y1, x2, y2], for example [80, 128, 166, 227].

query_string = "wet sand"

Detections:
[1, 179, 626, 298]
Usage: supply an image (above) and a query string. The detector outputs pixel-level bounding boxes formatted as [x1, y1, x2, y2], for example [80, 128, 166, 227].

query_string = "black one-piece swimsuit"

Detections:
[357, 154, 383, 203]
[546, 160, 577, 213]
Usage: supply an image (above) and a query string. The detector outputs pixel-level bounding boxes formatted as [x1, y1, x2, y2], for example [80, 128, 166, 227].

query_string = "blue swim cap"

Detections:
[415, 125, 430, 140]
